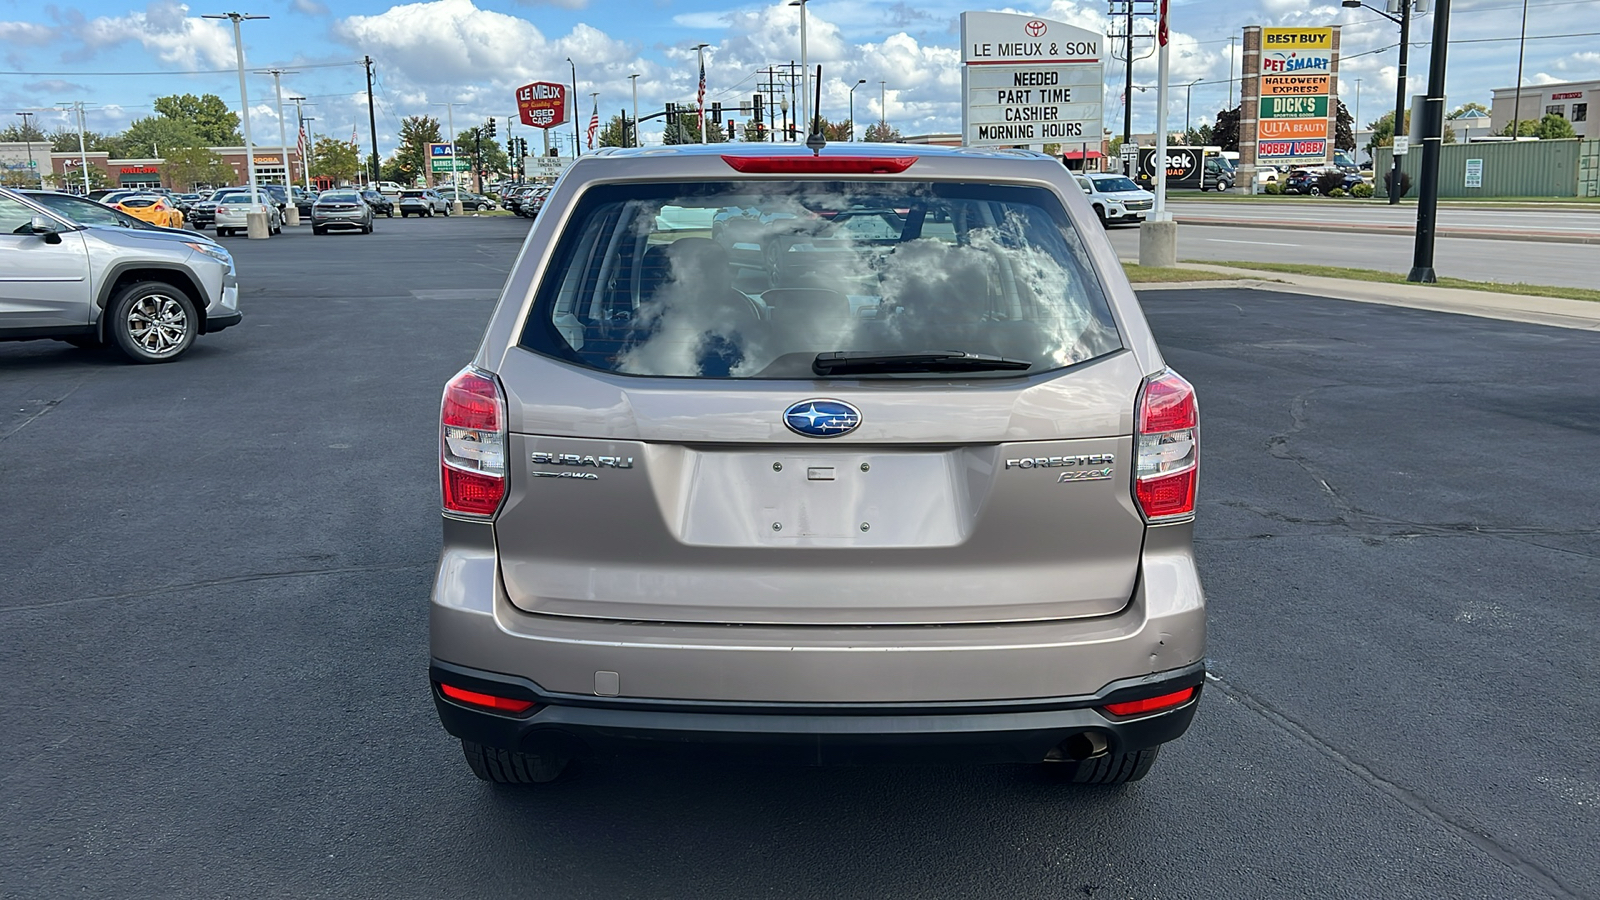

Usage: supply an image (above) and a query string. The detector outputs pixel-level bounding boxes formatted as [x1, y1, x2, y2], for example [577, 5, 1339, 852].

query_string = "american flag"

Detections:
[697, 55, 706, 118]
[350, 124, 359, 148]
[297, 125, 306, 164]
[586, 98, 599, 149]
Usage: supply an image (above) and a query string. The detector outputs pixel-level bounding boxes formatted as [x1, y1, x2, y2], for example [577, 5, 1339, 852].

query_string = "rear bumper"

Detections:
[431, 658, 1204, 765]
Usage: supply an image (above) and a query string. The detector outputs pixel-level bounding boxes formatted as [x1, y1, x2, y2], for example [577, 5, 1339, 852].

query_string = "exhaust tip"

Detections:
[1045, 731, 1110, 763]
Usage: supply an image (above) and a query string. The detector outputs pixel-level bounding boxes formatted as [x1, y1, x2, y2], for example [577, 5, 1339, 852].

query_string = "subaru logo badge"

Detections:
[783, 399, 862, 438]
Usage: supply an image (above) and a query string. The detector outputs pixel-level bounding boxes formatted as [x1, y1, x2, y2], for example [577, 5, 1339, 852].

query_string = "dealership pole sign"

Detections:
[960, 11, 1104, 149]
[1255, 27, 1334, 161]
[517, 82, 569, 129]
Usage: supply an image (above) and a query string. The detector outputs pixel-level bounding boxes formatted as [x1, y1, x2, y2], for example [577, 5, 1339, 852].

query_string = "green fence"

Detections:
[1373, 139, 1589, 199]
[1581, 141, 1600, 198]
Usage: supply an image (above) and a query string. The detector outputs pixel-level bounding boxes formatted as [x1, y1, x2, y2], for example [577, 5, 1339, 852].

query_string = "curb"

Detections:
[1129, 266, 1600, 332]
[1173, 217, 1600, 246]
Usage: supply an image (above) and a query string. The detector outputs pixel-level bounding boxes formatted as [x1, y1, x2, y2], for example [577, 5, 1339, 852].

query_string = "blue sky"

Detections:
[2, 0, 1596, 156]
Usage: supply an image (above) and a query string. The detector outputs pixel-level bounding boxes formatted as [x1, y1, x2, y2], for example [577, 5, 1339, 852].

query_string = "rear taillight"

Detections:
[1102, 686, 1196, 717]
[438, 683, 537, 714]
[1134, 369, 1198, 522]
[440, 366, 507, 517]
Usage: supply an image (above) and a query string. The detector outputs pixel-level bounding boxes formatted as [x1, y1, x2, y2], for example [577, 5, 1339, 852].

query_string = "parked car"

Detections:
[398, 188, 450, 217]
[19, 190, 217, 244]
[515, 186, 551, 218]
[1284, 167, 1362, 196]
[292, 186, 319, 217]
[187, 195, 219, 230]
[0, 186, 241, 362]
[310, 189, 375, 235]
[361, 190, 394, 217]
[501, 185, 534, 214]
[112, 194, 185, 229]
[210, 188, 284, 236]
[1074, 173, 1156, 226]
[438, 190, 495, 211]
[426, 145, 1205, 786]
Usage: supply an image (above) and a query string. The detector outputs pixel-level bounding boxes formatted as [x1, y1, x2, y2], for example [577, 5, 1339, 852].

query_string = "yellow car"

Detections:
[114, 194, 185, 229]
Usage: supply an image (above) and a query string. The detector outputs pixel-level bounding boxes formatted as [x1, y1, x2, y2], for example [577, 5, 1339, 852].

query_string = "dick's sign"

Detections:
[960, 11, 1104, 149]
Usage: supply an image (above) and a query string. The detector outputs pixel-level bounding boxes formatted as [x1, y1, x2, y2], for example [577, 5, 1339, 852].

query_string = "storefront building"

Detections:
[47, 146, 304, 192]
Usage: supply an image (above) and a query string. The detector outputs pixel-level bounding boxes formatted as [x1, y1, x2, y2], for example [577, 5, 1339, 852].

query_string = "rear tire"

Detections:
[461, 740, 569, 785]
[1052, 747, 1160, 785]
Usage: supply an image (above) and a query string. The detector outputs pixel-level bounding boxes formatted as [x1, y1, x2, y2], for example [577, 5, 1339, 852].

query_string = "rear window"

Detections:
[518, 180, 1120, 379]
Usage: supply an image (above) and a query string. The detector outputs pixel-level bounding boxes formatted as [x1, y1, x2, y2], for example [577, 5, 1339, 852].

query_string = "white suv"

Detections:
[1074, 173, 1156, 226]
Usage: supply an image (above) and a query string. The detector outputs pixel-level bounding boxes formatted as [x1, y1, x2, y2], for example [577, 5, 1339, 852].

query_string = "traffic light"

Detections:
[753, 94, 764, 126]
[711, 102, 722, 124]
[727, 119, 735, 140]
[486, 118, 496, 139]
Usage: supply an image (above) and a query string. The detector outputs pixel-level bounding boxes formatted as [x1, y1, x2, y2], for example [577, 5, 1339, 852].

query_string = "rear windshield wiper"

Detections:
[812, 350, 1033, 376]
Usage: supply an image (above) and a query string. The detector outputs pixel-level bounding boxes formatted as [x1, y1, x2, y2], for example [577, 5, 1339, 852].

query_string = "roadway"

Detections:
[2, 218, 1597, 899]
[1106, 221, 1600, 288]
[1169, 198, 1600, 241]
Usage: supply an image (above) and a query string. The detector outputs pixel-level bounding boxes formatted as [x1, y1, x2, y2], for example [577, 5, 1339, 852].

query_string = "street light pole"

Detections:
[433, 101, 461, 210]
[880, 80, 886, 131]
[1344, 0, 1412, 205]
[848, 79, 866, 140]
[265, 68, 298, 224]
[1511, 0, 1529, 136]
[629, 73, 641, 147]
[1184, 78, 1201, 140]
[15, 112, 37, 185]
[1408, 0, 1452, 283]
[566, 58, 583, 157]
[204, 11, 269, 236]
[789, 0, 810, 134]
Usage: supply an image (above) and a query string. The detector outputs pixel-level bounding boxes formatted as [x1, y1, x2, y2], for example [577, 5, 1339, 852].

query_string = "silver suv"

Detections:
[429, 146, 1204, 785]
[0, 187, 241, 362]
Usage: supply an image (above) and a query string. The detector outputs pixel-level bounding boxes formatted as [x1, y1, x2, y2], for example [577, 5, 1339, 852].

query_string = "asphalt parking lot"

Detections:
[2, 216, 1597, 899]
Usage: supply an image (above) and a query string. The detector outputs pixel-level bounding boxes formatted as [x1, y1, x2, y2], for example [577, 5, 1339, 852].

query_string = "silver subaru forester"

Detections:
[430, 144, 1204, 786]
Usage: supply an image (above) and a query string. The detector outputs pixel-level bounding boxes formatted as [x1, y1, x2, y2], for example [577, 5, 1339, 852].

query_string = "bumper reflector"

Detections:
[439, 683, 537, 714]
[1102, 686, 1196, 717]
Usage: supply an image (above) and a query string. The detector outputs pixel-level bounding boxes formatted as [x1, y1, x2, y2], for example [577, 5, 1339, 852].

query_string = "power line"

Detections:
[0, 60, 364, 76]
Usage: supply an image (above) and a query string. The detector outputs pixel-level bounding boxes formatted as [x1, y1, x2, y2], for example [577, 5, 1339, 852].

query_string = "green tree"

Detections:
[1, 169, 38, 188]
[1212, 106, 1240, 152]
[596, 114, 630, 148]
[1366, 110, 1410, 152]
[822, 118, 853, 142]
[162, 145, 236, 190]
[1536, 113, 1576, 140]
[1181, 124, 1214, 147]
[1498, 118, 1538, 137]
[1447, 102, 1489, 119]
[310, 136, 360, 183]
[0, 119, 47, 142]
[58, 164, 113, 192]
[394, 115, 442, 185]
[50, 129, 115, 153]
[862, 122, 902, 142]
[662, 112, 726, 144]
[151, 93, 242, 145]
[114, 116, 204, 159]
[1335, 100, 1355, 152]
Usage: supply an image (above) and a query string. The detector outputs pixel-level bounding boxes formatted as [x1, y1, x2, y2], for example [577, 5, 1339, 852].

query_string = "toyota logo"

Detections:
[1024, 20, 1047, 37]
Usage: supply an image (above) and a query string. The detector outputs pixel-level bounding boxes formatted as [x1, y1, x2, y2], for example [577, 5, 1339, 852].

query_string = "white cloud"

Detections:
[62, 1, 236, 69]
[290, 0, 331, 17]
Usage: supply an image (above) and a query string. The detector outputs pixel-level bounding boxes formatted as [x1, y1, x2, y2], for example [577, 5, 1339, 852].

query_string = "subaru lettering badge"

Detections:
[783, 399, 862, 438]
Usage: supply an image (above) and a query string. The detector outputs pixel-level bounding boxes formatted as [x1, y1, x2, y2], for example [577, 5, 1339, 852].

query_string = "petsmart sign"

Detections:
[961, 11, 1104, 148]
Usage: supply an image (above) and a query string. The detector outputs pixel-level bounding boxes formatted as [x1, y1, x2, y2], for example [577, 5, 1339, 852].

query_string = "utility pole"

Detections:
[1511, 0, 1529, 137]
[789, 0, 811, 132]
[1408, 0, 1453, 283]
[55, 101, 92, 194]
[364, 56, 380, 187]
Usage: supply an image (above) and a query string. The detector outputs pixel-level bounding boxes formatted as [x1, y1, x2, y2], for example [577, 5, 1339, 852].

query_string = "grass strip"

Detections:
[1196, 260, 1600, 304]
[1120, 264, 1241, 283]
